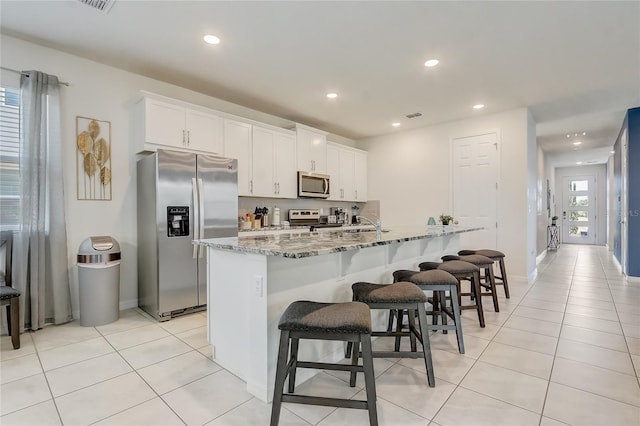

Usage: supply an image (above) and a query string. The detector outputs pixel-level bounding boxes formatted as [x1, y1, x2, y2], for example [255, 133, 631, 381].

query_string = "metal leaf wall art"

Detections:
[76, 116, 112, 200]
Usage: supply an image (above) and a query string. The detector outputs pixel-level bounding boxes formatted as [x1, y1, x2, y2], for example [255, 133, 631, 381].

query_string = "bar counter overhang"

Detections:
[195, 226, 482, 402]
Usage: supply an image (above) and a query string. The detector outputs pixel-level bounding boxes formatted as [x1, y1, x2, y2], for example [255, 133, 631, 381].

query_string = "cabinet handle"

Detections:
[311, 160, 315, 171]
[277, 182, 280, 194]
[250, 180, 253, 194]
[274, 182, 277, 194]
[355, 189, 358, 200]
[183, 130, 186, 146]
[187, 130, 190, 145]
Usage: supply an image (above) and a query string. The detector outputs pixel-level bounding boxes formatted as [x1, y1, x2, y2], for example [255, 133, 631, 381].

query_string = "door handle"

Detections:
[198, 178, 205, 258]
[192, 178, 198, 259]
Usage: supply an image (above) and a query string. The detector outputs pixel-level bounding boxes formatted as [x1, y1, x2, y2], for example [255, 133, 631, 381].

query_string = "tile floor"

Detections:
[1, 245, 639, 425]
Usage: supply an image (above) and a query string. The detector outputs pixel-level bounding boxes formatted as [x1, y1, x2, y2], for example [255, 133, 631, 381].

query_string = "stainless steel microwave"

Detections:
[298, 171, 330, 198]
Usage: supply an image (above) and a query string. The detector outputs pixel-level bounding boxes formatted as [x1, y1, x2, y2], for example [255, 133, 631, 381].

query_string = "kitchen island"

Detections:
[196, 226, 481, 402]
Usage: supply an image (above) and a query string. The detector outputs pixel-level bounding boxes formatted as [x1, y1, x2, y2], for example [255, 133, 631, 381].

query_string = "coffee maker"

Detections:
[330, 207, 347, 224]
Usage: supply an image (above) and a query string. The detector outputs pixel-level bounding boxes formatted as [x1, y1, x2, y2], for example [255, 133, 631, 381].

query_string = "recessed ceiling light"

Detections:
[574, 133, 578, 137]
[573, 141, 582, 146]
[583, 132, 587, 136]
[203, 35, 221, 45]
[424, 59, 439, 67]
[610, 150, 615, 154]
[392, 122, 401, 127]
[473, 104, 485, 110]
[326, 93, 338, 99]
[576, 161, 583, 165]
[566, 134, 571, 138]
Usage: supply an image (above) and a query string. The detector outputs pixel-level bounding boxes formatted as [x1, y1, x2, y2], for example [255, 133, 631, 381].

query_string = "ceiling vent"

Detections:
[78, 0, 116, 13]
[405, 112, 422, 119]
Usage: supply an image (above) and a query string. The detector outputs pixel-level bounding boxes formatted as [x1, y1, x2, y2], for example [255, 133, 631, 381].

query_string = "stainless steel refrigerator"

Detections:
[137, 149, 238, 321]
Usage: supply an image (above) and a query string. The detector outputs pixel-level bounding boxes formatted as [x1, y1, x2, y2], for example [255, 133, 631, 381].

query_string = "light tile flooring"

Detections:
[1, 245, 640, 425]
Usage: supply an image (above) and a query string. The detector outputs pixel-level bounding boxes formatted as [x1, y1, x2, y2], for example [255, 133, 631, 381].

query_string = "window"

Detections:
[0, 87, 20, 230]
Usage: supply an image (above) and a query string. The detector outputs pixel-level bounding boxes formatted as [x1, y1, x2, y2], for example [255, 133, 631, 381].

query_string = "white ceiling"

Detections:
[1, 1, 639, 162]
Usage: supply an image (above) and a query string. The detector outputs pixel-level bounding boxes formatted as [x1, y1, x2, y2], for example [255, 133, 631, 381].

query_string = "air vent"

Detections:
[405, 112, 422, 119]
[78, 0, 116, 13]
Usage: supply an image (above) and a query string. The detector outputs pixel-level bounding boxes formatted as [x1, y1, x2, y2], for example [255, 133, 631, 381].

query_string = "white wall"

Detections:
[526, 110, 538, 278]
[357, 108, 535, 279]
[554, 164, 608, 246]
[1, 35, 355, 317]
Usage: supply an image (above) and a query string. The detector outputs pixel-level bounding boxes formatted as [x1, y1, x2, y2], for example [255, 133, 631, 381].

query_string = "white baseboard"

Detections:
[536, 250, 547, 265]
[628, 276, 640, 284]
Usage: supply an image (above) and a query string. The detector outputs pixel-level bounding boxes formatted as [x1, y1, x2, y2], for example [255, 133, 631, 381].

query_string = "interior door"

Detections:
[452, 132, 499, 249]
[561, 175, 597, 244]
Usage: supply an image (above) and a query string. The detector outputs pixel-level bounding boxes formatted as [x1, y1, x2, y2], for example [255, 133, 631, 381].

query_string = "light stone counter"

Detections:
[195, 226, 482, 402]
[197, 226, 482, 258]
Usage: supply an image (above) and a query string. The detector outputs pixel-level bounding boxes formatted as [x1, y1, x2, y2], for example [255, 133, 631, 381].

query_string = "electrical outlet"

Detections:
[255, 275, 264, 297]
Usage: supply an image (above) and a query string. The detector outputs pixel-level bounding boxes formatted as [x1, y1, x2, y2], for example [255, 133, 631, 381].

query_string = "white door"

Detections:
[452, 132, 499, 249]
[561, 175, 597, 244]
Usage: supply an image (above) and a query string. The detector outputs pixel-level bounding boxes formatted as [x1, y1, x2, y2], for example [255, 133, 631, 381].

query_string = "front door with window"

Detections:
[561, 175, 597, 244]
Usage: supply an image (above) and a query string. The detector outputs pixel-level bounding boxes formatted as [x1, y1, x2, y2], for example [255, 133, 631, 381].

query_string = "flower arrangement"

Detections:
[439, 214, 453, 225]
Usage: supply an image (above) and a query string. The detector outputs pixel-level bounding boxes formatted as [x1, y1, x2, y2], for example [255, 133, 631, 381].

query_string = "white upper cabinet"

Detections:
[252, 126, 297, 199]
[185, 108, 223, 153]
[354, 150, 368, 202]
[326, 142, 368, 202]
[223, 118, 252, 196]
[136, 95, 223, 154]
[326, 145, 341, 200]
[295, 124, 327, 173]
[273, 132, 297, 198]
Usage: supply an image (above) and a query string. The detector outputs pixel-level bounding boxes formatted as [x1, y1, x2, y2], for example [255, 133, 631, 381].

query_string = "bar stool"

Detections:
[270, 301, 378, 426]
[443, 254, 499, 312]
[459, 249, 510, 298]
[351, 281, 435, 387]
[421, 260, 485, 328]
[393, 269, 464, 354]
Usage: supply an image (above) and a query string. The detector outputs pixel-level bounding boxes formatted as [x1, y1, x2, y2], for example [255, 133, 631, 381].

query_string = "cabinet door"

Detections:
[186, 109, 223, 154]
[296, 128, 327, 173]
[326, 145, 342, 200]
[354, 151, 368, 201]
[339, 149, 355, 201]
[274, 133, 297, 198]
[223, 119, 252, 196]
[252, 126, 276, 197]
[144, 98, 186, 147]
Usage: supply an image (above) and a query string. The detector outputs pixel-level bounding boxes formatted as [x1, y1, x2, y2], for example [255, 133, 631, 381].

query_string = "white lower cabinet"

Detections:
[326, 142, 367, 202]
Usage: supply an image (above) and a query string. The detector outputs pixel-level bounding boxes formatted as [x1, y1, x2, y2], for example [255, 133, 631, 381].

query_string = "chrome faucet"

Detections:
[357, 215, 382, 238]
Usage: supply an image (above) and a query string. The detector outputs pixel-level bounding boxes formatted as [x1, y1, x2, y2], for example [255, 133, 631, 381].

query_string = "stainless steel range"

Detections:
[288, 209, 320, 225]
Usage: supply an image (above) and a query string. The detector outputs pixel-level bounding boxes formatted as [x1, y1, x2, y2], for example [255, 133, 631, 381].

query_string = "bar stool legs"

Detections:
[271, 301, 378, 426]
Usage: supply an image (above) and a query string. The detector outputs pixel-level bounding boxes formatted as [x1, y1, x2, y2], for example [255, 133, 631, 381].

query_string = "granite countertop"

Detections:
[195, 226, 482, 259]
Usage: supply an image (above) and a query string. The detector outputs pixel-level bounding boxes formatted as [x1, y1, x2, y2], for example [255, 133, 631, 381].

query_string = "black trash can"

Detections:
[77, 236, 121, 326]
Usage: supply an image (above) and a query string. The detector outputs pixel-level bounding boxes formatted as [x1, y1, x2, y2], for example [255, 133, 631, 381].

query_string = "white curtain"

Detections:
[15, 70, 72, 330]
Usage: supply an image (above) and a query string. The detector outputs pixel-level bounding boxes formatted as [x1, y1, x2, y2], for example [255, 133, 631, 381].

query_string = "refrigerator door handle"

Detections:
[192, 177, 199, 259]
[198, 178, 205, 258]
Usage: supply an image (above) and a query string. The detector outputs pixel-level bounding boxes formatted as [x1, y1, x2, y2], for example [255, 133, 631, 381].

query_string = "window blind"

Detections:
[0, 87, 21, 230]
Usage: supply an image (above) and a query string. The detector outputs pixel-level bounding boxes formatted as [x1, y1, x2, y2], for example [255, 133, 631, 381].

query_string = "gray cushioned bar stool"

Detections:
[270, 301, 378, 426]
[351, 281, 435, 387]
[393, 269, 464, 354]
[459, 249, 510, 298]
[421, 260, 485, 328]
[442, 254, 500, 312]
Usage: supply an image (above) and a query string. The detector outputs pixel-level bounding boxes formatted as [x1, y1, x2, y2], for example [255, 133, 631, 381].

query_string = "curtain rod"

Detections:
[1, 66, 70, 86]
